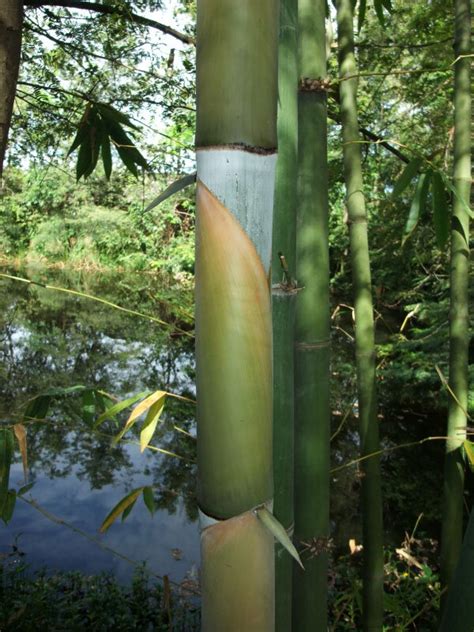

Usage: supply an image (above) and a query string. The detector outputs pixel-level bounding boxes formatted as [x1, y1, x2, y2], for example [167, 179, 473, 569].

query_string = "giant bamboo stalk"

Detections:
[336, 1, 384, 629]
[440, 0, 471, 596]
[272, 0, 298, 629]
[293, 0, 330, 629]
[195, 2, 278, 630]
[0, 0, 23, 176]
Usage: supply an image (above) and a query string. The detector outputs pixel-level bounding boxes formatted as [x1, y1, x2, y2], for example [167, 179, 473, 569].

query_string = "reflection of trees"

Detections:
[0, 269, 197, 518]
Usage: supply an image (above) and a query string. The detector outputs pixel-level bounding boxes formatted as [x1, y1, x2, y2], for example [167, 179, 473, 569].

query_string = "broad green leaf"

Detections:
[392, 158, 422, 199]
[144, 173, 196, 213]
[373, 0, 386, 27]
[256, 506, 304, 569]
[432, 171, 449, 248]
[82, 390, 96, 425]
[115, 390, 167, 443]
[1, 490, 16, 525]
[140, 395, 166, 452]
[440, 171, 473, 218]
[18, 482, 34, 496]
[357, 0, 367, 32]
[121, 498, 137, 522]
[13, 424, 28, 483]
[402, 171, 431, 246]
[0, 429, 14, 510]
[24, 395, 51, 420]
[143, 487, 155, 516]
[464, 440, 474, 472]
[96, 103, 140, 131]
[100, 487, 145, 533]
[95, 391, 150, 428]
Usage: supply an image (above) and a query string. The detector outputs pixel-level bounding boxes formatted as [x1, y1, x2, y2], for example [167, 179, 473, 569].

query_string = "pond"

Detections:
[0, 264, 447, 591]
[0, 265, 198, 587]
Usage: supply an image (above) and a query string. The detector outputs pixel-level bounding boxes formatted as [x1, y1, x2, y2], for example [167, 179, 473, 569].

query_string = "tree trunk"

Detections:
[336, 1, 384, 630]
[195, 1, 278, 630]
[440, 0, 471, 596]
[293, 0, 330, 629]
[0, 0, 23, 176]
[272, 0, 298, 629]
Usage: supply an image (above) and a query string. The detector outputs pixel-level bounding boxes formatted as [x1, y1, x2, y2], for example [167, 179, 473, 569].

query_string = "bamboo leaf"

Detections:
[402, 172, 431, 246]
[144, 173, 196, 213]
[115, 390, 167, 443]
[432, 171, 449, 248]
[440, 171, 473, 218]
[143, 487, 156, 516]
[24, 395, 51, 421]
[1, 490, 16, 525]
[0, 429, 14, 510]
[95, 391, 150, 428]
[100, 487, 145, 533]
[96, 103, 140, 131]
[463, 441, 474, 472]
[256, 506, 304, 569]
[140, 394, 166, 452]
[67, 103, 92, 157]
[101, 135, 112, 180]
[18, 482, 34, 496]
[392, 158, 422, 199]
[82, 389, 96, 425]
[380, 0, 392, 11]
[13, 424, 28, 483]
[121, 498, 138, 522]
[373, 0, 386, 27]
[357, 0, 367, 32]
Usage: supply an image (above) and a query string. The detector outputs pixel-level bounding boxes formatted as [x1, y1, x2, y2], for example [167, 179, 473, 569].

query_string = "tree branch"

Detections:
[24, 0, 195, 46]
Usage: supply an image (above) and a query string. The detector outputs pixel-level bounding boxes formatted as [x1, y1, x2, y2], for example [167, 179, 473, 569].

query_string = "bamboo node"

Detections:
[299, 76, 333, 92]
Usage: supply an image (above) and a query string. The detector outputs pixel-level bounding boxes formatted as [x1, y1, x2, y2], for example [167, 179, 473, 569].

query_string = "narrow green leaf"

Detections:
[121, 498, 138, 522]
[115, 146, 139, 177]
[140, 395, 166, 452]
[100, 487, 145, 533]
[144, 173, 196, 213]
[96, 103, 140, 131]
[82, 389, 96, 425]
[380, 0, 392, 12]
[24, 395, 51, 420]
[1, 490, 16, 524]
[95, 391, 150, 428]
[76, 129, 93, 181]
[18, 482, 34, 496]
[143, 487, 156, 516]
[67, 103, 92, 157]
[432, 171, 449, 248]
[440, 171, 473, 218]
[464, 441, 474, 472]
[392, 158, 422, 199]
[402, 172, 431, 245]
[373, 0, 386, 27]
[357, 0, 367, 32]
[101, 135, 112, 180]
[0, 429, 14, 510]
[256, 506, 304, 569]
[105, 118, 149, 176]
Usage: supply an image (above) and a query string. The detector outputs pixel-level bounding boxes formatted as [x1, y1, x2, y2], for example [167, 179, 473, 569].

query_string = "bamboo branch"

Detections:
[24, 0, 195, 45]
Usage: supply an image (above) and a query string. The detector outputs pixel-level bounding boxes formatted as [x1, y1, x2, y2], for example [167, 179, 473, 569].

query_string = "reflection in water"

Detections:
[0, 266, 198, 583]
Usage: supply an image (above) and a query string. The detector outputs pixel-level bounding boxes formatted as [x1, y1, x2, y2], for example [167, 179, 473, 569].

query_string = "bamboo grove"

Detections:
[0, 0, 471, 630]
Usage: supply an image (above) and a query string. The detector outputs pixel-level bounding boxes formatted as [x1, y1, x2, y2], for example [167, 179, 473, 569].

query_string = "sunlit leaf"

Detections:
[392, 157, 423, 199]
[100, 487, 145, 533]
[144, 173, 196, 213]
[121, 498, 138, 522]
[464, 440, 474, 472]
[432, 171, 449, 249]
[256, 506, 304, 569]
[13, 424, 28, 483]
[115, 390, 167, 443]
[140, 395, 166, 452]
[143, 487, 155, 516]
[95, 391, 150, 428]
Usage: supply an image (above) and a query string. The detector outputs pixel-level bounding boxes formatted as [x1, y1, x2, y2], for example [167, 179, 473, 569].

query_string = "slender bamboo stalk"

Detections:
[440, 0, 471, 596]
[293, 1, 330, 629]
[272, 0, 298, 628]
[0, 0, 23, 176]
[336, 1, 384, 629]
[195, 2, 278, 629]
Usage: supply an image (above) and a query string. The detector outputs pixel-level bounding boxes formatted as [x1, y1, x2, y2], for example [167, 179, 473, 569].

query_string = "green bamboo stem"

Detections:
[440, 0, 471, 596]
[293, 1, 330, 629]
[336, 1, 384, 629]
[0, 0, 23, 176]
[272, 0, 298, 629]
[195, 2, 278, 629]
